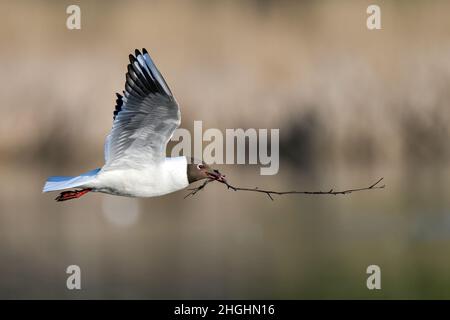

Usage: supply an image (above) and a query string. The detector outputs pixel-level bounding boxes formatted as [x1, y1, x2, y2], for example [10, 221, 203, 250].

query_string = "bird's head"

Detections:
[187, 161, 226, 184]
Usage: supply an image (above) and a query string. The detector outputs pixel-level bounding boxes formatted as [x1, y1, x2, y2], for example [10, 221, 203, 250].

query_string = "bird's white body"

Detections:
[86, 157, 189, 197]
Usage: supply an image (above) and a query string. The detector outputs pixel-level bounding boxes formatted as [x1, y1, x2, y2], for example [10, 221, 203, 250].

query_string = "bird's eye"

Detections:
[197, 164, 204, 170]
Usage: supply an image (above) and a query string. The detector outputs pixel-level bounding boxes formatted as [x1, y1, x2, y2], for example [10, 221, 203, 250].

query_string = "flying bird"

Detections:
[43, 48, 225, 201]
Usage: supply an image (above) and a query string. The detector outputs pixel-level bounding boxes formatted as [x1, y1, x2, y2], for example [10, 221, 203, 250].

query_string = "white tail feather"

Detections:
[43, 168, 100, 192]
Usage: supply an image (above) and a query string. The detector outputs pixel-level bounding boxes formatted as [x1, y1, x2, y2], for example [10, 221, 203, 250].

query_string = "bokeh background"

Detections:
[1, 0, 450, 299]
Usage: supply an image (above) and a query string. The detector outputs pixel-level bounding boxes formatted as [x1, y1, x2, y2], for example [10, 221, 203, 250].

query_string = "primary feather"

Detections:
[103, 48, 181, 169]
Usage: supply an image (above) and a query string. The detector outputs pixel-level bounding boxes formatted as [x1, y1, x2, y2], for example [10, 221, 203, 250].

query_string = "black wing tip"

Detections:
[131, 48, 147, 59]
[113, 92, 124, 120]
[122, 47, 173, 102]
[132, 48, 149, 60]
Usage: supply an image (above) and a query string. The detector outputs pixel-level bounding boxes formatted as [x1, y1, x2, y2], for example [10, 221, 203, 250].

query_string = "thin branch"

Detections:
[184, 178, 213, 199]
[220, 177, 385, 201]
[185, 176, 385, 201]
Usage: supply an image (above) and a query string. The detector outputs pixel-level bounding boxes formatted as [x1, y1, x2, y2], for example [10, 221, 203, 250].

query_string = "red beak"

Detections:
[207, 169, 227, 183]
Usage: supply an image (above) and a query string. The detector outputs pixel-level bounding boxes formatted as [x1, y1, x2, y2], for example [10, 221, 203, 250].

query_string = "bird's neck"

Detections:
[162, 156, 189, 189]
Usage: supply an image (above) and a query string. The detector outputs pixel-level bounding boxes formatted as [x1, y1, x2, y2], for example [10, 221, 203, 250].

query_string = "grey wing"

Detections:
[103, 49, 180, 169]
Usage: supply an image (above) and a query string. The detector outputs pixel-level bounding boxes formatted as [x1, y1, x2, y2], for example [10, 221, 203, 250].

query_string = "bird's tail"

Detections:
[43, 168, 101, 193]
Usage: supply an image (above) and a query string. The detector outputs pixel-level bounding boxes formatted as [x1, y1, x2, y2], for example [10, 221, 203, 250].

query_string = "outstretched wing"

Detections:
[103, 48, 180, 170]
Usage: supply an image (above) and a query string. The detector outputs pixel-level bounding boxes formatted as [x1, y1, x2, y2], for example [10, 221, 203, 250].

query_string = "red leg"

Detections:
[55, 188, 92, 202]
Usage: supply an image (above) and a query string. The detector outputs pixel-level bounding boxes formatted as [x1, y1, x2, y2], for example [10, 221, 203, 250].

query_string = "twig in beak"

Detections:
[216, 177, 385, 200]
[184, 178, 214, 199]
[184, 171, 385, 201]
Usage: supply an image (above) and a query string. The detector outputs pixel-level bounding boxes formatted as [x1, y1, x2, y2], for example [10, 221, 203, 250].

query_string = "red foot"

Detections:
[55, 188, 92, 202]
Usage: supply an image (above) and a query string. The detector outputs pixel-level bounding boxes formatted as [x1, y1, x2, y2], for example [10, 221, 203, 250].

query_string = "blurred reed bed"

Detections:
[0, 0, 449, 172]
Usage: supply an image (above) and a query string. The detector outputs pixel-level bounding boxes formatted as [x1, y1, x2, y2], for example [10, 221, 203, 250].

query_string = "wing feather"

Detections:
[103, 49, 180, 169]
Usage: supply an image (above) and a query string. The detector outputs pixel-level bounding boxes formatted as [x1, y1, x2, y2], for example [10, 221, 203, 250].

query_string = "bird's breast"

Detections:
[90, 162, 189, 197]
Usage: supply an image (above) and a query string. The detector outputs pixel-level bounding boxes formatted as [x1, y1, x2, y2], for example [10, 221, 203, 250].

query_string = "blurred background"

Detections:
[1, 0, 450, 299]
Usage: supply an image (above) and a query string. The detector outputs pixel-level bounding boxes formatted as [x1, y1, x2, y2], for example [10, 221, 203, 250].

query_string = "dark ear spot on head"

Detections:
[187, 163, 206, 184]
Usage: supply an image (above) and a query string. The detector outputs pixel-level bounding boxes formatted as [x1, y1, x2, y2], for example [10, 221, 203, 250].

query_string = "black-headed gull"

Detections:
[43, 48, 225, 201]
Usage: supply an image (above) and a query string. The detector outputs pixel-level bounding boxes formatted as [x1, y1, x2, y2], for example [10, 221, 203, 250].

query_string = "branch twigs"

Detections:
[221, 177, 385, 201]
[185, 175, 385, 201]
[184, 178, 214, 199]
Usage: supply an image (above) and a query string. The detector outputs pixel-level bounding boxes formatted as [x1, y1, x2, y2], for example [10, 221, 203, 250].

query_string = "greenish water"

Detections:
[1, 162, 449, 299]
